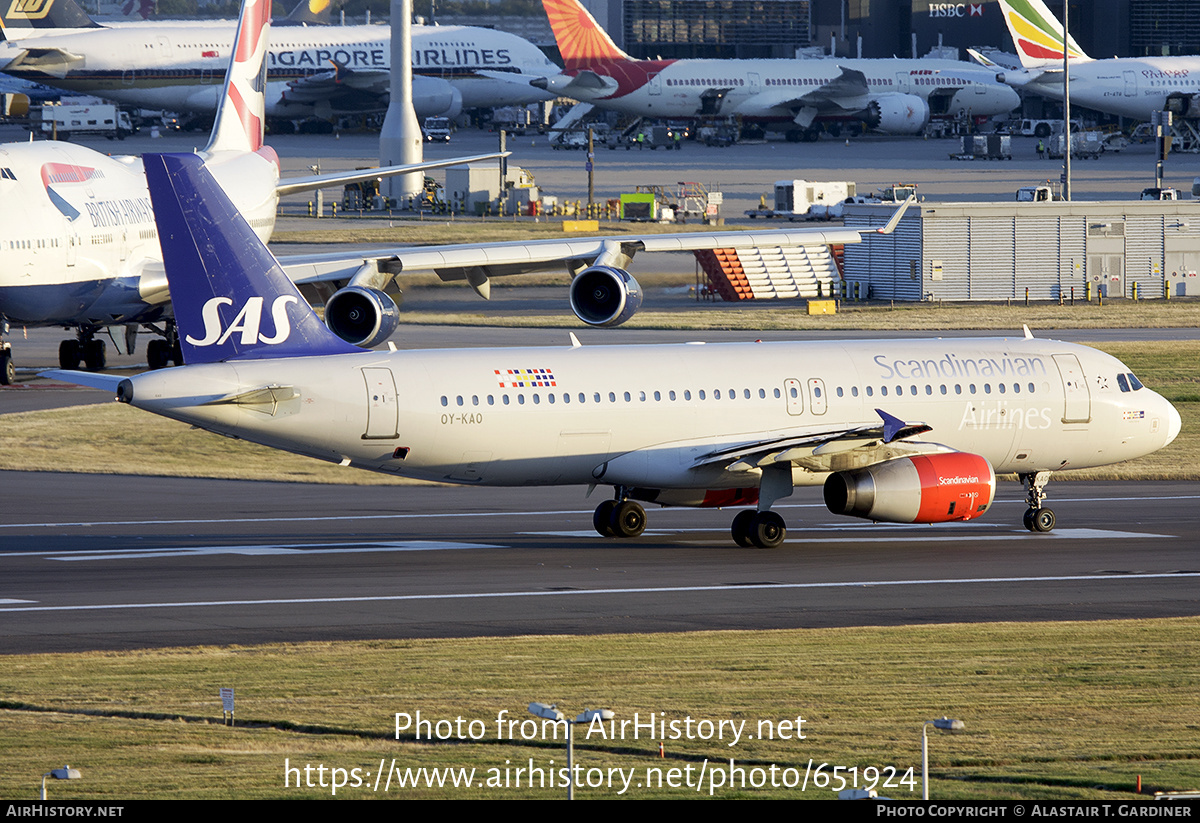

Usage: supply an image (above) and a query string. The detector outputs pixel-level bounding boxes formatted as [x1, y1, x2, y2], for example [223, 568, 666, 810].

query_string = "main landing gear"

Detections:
[1020, 471, 1055, 533]
[731, 509, 787, 548]
[593, 496, 647, 538]
[146, 322, 182, 370]
[592, 466, 793, 548]
[58, 328, 107, 372]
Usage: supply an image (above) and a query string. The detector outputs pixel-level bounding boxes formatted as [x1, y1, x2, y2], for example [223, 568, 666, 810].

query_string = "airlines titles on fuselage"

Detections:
[266, 46, 513, 70]
[83, 196, 154, 229]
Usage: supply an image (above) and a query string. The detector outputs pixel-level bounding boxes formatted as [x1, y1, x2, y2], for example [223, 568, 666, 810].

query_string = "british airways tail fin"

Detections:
[203, 0, 270, 154]
[144, 153, 358, 365]
[541, 0, 633, 71]
[997, 0, 1090, 67]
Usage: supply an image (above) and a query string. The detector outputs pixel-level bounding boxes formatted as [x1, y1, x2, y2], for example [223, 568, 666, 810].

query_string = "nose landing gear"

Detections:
[1020, 471, 1055, 533]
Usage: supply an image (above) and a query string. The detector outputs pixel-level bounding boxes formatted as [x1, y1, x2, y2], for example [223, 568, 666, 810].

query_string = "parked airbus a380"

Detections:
[530, 0, 1019, 139]
[991, 0, 1200, 122]
[0, 0, 511, 383]
[46, 150, 1180, 548]
[0, 0, 558, 118]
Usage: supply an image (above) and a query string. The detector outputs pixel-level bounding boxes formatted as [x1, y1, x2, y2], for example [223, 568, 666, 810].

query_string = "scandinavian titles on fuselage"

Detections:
[874, 352, 1049, 381]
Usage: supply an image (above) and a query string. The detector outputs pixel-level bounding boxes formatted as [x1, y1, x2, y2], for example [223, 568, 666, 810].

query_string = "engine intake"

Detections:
[568, 266, 642, 327]
[324, 286, 400, 348]
[824, 452, 995, 523]
[865, 93, 930, 134]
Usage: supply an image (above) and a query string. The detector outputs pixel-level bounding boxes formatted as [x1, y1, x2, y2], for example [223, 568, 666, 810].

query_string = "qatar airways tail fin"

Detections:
[541, 0, 633, 71]
[203, 0, 270, 155]
[997, 0, 1090, 68]
[144, 153, 357, 365]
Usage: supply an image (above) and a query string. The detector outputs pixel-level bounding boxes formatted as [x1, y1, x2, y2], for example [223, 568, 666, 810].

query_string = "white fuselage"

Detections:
[125, 337, 1178, 492]
[545, 57, 1020, 129]
[1005, 56, 1200, 120]
[0, 141, 278, 326]
[0, 22, 559, 116]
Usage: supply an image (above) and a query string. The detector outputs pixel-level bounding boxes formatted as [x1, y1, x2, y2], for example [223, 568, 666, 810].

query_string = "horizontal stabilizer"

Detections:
[38, 369, 126, 392]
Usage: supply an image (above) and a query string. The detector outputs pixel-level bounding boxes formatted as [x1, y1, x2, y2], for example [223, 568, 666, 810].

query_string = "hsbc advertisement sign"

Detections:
[928, 3, 985, 17]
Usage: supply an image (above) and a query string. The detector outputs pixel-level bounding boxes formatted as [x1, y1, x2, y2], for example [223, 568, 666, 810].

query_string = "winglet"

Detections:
[877, 409, 906, 443]
[144, 153, 359, 365]
[966, 48, 997, 67]
[876, 408, 933, 443]
[876, 196, 914, 235]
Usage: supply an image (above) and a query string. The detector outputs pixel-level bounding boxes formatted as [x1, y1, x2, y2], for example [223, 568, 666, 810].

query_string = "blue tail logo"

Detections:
[144, 152, 359, 364]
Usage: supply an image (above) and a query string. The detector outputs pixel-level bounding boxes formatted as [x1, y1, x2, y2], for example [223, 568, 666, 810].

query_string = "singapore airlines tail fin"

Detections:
[203, 0, 270, 155]
[541, 0, 633, 71]
[997, 0, 1090, 68]
[144, 153, 359, 365]
[0, 0, 101, 39]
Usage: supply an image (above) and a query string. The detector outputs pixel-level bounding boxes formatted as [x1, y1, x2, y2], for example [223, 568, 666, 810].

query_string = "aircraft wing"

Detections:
[281, 198, 911, 302]
[281, 225, 873, 300]
[734, 66, 871, 122]
[3, 47, 85, 79]
[692, 410, 939, 475]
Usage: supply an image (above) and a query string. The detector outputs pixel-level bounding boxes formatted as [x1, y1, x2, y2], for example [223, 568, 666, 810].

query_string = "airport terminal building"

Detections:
[571, 1, 1200, 61]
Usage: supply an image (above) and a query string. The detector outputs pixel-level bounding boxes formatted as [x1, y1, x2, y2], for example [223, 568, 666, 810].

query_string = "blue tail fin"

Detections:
[144, 152, 359, 365]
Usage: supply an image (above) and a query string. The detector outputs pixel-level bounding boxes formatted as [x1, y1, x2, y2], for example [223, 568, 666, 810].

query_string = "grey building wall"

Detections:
[843, 201, 1200, 301]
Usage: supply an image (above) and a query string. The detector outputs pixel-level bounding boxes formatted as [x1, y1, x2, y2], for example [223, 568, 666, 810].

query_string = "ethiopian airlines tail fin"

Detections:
[144, 153, 358, 365]
[541, 0, 633, 71]
[997, 0, 1090, 68]
[203, 0, 270, 155]
[0, 0, 101, 40]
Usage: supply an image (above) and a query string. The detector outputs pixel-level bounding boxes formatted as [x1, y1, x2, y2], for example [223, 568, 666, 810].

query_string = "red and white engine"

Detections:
[823, 453, 996, 523]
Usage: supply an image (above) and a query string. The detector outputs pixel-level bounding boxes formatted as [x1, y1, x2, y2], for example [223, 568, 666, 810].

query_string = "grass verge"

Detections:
[1, 620, 1197, 799]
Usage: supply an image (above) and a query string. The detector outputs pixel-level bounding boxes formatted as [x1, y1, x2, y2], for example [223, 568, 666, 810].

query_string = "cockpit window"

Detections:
[1128, 373, 1144, 391]
[1117, 373, 1130, 392]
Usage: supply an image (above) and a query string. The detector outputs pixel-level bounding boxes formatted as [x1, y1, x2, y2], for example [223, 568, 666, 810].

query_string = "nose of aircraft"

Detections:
[1164, 396, 1182, 447]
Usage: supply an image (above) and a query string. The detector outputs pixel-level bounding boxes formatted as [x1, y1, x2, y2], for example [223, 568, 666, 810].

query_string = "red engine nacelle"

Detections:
[823, 453, 996, 523]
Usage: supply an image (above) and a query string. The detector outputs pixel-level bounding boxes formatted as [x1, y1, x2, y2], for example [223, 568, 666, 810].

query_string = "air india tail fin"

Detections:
[997, 0, 1090, 67]
[541, 0, 632, 71]
[144, 153, 358, 365]
[0, 0, 100, 39]
[203, 0, 270, 155]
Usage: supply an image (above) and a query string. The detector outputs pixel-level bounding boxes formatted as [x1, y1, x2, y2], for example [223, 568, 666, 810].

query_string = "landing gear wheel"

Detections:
[147, 338, 171, 370]
[731, 510, 756, 548]
[750, 511, 787, 548]
[83, 339, 106, 372]
[609, 500, 646, 538]
[0, 352, 13, 385]
[1032, 508, 1055, 532]
[59, 339, 81, 370]
[593, 500, 617, 537]
[1023, 508, 1035, 532]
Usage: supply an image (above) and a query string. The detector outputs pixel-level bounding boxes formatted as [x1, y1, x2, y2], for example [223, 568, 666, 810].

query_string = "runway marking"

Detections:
[523, 528, 1168, 541]
[3, 496, 1197, 530]
[1, 572, 1197, 614]
[35, 540, 505, 561]
[0, 598, 35, 604]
